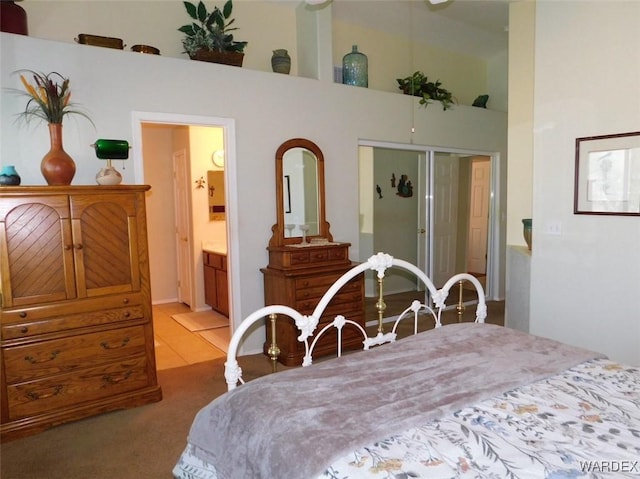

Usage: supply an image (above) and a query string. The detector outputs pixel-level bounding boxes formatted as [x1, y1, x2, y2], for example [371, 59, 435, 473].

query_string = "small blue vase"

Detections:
[342, 45, 368, 87]
[0, 165, 21, 186]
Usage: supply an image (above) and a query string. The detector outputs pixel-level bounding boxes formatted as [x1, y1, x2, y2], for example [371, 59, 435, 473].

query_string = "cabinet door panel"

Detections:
[1, 200, 76, 307]
[71, 196, 141, 297]
[214, 268, 229, 316]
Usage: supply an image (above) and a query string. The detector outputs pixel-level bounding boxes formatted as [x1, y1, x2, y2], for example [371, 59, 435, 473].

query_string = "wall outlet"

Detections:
[544, 220, 562, 235]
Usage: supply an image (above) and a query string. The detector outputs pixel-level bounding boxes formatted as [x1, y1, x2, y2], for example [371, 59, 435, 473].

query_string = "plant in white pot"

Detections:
[179, 0, 247, 67]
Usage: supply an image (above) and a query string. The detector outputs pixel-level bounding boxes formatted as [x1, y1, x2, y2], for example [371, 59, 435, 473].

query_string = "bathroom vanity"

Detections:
[203, 249, 228, 317]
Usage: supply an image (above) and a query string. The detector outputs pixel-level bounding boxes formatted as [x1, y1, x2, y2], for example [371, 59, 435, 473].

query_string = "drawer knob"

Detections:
[26, 385, 63, 401]
[100, 338, 130, 349]
[25, 350, 60, 364]
[123, 298, 130, 304]
[74, 243, 83, 250]
[102, 370, 133, 384]
[19, 312, 27, 318]
[20, 326, 28, 333]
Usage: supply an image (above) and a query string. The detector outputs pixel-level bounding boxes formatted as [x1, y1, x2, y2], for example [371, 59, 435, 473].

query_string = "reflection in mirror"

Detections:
[207, 170, 225, 221]
[282, 147, 319, 237]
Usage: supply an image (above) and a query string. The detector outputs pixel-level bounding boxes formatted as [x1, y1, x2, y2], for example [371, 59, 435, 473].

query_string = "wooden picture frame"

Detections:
[574, 131, 640, 216]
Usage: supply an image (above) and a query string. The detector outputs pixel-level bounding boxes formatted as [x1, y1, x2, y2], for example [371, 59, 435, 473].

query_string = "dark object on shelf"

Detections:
[75, 34, 124, 49]
[271, 49, 291, 74]
[0, 165, 21, 186]
[473, 94, 489, 108]
[179, 0, 247, 67]
[189, 48, 243, 66]
[397, 71, 455, 110]
[131, 44, 160, 55]
[1, 0, 28, 35]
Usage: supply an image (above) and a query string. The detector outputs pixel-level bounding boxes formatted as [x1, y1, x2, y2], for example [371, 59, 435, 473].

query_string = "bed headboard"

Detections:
[225, 252, 487, 390]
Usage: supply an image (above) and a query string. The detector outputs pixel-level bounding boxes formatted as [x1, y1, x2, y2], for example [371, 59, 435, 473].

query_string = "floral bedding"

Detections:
[173, 358, 640, 479]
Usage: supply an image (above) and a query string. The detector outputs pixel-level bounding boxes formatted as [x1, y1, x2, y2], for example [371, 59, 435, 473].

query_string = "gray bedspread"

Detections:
[186, 323, 604, 479]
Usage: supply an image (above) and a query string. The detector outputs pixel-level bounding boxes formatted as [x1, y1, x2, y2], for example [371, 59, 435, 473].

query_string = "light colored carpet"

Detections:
[198, 327, 230, 353]
[172, 310, 228, 332]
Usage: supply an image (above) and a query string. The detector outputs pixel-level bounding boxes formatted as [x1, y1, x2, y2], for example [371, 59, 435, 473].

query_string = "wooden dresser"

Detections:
[261, 242, 364, 366]
[0, 186, 162, 441]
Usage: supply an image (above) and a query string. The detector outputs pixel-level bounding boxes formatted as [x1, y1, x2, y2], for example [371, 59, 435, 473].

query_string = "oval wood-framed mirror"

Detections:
[269, 138, 333, 247]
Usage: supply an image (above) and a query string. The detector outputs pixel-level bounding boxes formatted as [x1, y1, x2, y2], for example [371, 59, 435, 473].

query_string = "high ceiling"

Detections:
[314, 0, 511, 59]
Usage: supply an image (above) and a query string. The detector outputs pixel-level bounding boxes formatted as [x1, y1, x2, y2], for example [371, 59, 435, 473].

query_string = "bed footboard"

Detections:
[225, 252, 486, 389]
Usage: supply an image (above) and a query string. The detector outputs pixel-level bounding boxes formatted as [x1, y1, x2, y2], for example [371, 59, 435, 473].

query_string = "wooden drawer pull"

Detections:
[74, 243, 83, 250]
[102, 370, 133, 384]
[100, 338, 130, 349]
[123, 297, 130, 304]
[27, 385, 63, 401]
[25, 350, 60, 364]
[19, 312, 27, 318]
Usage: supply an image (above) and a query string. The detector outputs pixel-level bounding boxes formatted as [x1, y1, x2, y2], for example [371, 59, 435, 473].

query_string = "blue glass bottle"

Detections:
[342, 45, 368, 87]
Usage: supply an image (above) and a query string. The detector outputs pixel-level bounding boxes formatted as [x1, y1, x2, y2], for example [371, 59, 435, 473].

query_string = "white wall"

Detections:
[528, 2, 640, 365]
[1, 33, 506, 353]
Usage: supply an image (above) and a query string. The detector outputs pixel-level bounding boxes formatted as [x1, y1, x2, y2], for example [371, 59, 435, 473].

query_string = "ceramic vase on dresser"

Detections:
[41, 123, 76, 185]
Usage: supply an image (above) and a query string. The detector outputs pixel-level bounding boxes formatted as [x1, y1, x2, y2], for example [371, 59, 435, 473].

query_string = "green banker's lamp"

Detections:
[91, 139, 129, 185]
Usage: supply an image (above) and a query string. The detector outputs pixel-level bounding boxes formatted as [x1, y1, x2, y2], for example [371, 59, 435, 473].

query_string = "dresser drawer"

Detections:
[296, 290, 363, 313]
[295, 277, 361, 301]
[2, 304, 145, 341]
[267, 243, 351, 270]
[5, 355, 150, 420]
[3, 325, 147, 383]
[295, 274, 343, 290]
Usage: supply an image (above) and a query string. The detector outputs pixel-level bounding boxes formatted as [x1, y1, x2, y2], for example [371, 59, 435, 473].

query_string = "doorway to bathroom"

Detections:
[131, 112, 240, 355]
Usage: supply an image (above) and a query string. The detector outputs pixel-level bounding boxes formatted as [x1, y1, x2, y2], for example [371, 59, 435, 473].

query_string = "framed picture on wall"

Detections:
[574, 131, 640, 216]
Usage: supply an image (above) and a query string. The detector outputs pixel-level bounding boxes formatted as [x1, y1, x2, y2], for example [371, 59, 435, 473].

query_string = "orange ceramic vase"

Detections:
[41, 123, 76, 185]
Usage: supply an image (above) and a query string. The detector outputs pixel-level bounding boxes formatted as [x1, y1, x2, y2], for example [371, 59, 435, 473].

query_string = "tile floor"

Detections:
[152, 303, 227, 370]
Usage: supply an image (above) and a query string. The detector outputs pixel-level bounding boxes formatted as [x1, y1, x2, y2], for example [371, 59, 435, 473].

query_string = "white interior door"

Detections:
[416, 153, 427, 291]
[173, 149, 192, 306]
[432, 154, 460, 287]
[467, 158, 491, 275]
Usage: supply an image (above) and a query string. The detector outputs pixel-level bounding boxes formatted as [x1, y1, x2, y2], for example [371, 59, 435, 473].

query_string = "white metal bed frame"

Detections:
[224, 252, 487, 390]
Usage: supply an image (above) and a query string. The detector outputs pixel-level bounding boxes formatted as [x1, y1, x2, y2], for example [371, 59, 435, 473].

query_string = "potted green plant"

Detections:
[397, 71, 456, 111]
[178, 0, 248, 67]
